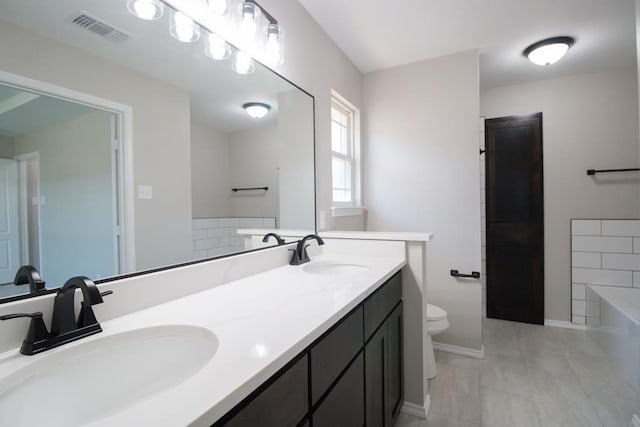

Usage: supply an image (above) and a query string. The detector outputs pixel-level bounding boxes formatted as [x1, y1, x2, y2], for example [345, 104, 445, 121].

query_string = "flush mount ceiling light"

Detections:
[523, 36, 575, 66]
[243, 102, 271, 119]
[126, 0, 163, 20]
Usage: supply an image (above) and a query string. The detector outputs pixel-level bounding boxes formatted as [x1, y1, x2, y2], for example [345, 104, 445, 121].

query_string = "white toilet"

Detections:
[425, 303, 450, 379]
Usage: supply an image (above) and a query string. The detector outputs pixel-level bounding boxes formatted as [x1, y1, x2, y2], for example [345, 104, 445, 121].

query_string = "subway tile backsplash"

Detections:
[192, 217, 276, 258]
[571, 219, 640, 325]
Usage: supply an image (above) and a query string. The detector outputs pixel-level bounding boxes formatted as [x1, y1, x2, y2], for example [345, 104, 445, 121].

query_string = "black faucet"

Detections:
[262, 232, 285, 245]
[13, 265, 47, 296]
[290, 234, 324, 265]
[0, 276, 112, 355]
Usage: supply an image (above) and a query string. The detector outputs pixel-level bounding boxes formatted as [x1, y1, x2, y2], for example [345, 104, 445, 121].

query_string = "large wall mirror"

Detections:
[0, 0, 316, 301]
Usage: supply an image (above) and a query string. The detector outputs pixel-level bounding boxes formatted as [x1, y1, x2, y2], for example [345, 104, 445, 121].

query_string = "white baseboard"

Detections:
[400, 395, 431, 419]
[432, 342, 485, 359]
[632, 414, 640, 427]
[544, 319, 587, 331]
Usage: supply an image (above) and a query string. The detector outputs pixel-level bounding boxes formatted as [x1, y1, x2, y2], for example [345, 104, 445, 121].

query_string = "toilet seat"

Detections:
[426, 304, 447, 321]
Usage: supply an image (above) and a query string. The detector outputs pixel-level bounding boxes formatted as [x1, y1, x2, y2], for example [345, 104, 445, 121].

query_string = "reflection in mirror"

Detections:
[0, 0, 315, 301]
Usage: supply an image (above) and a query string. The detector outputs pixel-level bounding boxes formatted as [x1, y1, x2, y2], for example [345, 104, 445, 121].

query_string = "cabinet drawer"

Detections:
[312, 352, 365, 427]
[220, 355, 308, 427]
[364, 271, 402, 340]
[310, 306, 363, 404]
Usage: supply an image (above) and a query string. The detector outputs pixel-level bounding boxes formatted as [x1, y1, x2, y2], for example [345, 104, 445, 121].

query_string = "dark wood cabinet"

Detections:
[313, 353, 365, 427]
[213, 271, 403, 427]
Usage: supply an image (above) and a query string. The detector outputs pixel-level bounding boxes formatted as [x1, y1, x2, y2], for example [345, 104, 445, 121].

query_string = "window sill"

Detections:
[330, 206, 367, 218]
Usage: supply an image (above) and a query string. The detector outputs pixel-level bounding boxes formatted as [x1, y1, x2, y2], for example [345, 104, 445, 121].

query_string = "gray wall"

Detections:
[0, 136, 15, 159]
[364, 50, 483, 351]
[15, 110, 115, 285]
[481, 69, 640, 322]
[191, 122, 230, 218]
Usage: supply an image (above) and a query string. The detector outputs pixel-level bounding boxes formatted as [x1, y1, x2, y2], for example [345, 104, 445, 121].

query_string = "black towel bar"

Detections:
[450, 270, 481, 279]
[587, 168, 640, 176]
[231, 187, 269, 192]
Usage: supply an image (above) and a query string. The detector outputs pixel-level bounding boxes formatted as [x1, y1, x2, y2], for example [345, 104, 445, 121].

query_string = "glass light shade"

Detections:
[170, 11, 201, 43]
[524, 37, 574, 66]
[264, 23, 284, 66]
[243, 102, 271, 119]
[233, 51, 255, 74]
[208, 0, 228, 15]
[127, 0, 164, 20]
[205, 33, 231, 60]
[238, 1, 260, 48]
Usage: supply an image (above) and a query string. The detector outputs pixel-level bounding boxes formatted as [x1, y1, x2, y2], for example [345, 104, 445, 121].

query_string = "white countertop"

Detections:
[236, 228, 433, 242]
[0, 251, 405, 426]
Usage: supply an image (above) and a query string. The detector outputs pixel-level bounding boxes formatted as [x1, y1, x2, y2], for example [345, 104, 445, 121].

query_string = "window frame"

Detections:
[330, 90, 361, 208]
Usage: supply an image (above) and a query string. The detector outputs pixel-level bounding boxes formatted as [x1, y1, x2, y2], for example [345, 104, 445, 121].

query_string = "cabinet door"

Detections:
[219, 355, 308, 427]
[313, 352, 365, 427]
[365, 323, 386, 427]
[386, 302, 403, 426]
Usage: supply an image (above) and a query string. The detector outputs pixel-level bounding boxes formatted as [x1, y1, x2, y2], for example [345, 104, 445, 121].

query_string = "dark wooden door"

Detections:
[485, 113, 544, 324]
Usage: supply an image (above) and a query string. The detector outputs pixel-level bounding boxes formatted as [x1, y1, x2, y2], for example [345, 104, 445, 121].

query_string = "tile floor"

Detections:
[396, 318, 640, 427]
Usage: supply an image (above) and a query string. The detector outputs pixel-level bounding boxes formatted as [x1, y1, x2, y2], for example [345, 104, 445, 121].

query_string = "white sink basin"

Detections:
[303, 261, 370, 276]
[0, 325, 218, 427]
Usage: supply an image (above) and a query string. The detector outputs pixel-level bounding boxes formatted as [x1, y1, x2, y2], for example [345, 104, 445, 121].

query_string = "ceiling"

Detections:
[299, 0, 638, 89]
[0, 0, 296, 132]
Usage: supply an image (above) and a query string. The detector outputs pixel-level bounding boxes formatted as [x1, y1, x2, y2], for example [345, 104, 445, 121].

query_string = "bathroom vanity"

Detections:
[0, 240, 408, 426]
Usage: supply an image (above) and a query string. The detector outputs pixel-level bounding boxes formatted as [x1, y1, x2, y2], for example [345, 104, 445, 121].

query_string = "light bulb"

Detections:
[170, 11, 200, 43]
[239, 2, 257, 47]
[127, 0, 163, 20]
[264, 24, 281, 66]
[234, 51, 255, 74]
[205, 33, 231, 60]
[208, 0, 228, 15]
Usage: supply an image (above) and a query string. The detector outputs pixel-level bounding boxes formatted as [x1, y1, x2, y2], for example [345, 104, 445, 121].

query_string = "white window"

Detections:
[331, 91, 360, 206]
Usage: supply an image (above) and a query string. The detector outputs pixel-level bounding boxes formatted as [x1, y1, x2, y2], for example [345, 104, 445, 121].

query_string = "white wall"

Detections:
[481, 69, 640, 322]
[0, 22, 193, 272]
[15, 111, 115, 286]
[0, 136, 14, 158]
[228, 124, 280, 219]
[278, 89, 315, 230]
[191, 122, 230, 218]
[364, 51, 483, 351]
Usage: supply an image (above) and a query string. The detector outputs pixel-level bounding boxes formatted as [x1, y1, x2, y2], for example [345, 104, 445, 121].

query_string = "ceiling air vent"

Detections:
[67, 11, 132, 43]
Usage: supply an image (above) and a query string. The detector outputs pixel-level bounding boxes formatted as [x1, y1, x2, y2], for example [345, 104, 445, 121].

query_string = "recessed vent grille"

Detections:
[67, 11, 132, 43]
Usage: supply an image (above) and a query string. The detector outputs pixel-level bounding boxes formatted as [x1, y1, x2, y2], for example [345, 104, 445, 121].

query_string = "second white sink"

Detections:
[0, 324, 218, 427]
[303, 261, 370, 276]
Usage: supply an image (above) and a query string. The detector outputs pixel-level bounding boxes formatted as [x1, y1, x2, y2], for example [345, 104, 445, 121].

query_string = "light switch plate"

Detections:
[138, 185, 153, 199]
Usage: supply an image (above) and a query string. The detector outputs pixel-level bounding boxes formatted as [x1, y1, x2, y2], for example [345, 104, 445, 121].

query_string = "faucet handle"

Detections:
[0, 312, 51, 355]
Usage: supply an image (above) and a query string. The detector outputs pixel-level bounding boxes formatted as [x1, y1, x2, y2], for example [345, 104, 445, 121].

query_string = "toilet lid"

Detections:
[426, 303, 447, 321]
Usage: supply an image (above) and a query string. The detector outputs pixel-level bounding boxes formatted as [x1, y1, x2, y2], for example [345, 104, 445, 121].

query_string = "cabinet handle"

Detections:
[450, 270, 480, 279]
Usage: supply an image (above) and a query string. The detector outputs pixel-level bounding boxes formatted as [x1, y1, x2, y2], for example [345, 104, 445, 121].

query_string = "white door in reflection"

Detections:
[0, 158, 19, 284]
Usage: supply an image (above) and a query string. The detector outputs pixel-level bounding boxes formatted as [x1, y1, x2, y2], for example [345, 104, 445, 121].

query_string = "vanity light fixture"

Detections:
[126, 0, 164, 20]
[169, 10, 200, 43]
[234, 51, 255, 74]
[264, 23, 283, 66]
[243, 102, 271, 119]
[205, 32, 232, 60]
[523, 36, 575, 66]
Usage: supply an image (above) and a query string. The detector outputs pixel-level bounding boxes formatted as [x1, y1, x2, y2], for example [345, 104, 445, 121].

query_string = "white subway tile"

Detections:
[634, 237, 640, 254]
[572, 300, 586, 316]
[572, 268, 632, 287]
[572, 315, 586, 325]
[193, 218, 217, 229]
[217, 218, 229, 227]
[602, 253, 640, 271]
[572, 283, 586, 300]
[571, 236, 632, 253]
[263, 218, 276, 228]
[634, 272, 640, 288]
[208, 228, 228, 238]
[194, 239, 216, 251]
[571, 252, 601, 268]
[192, 249, 208, 259]
[571, 220, 601, 236]
[192, 229, 207, 240]
[219, 237, 230, 247]
[602, 220, 640, 237]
